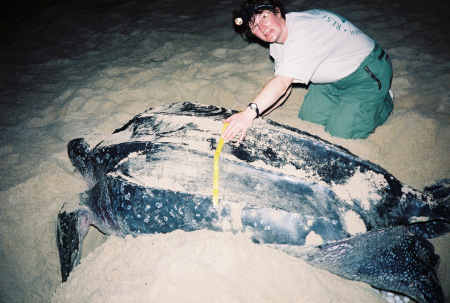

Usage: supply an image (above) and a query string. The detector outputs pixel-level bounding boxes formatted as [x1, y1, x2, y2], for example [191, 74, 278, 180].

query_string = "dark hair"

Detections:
[233, 0, 286, 39]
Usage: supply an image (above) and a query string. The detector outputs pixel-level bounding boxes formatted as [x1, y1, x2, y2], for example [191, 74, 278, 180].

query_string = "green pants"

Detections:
[299, 43, 393, 139]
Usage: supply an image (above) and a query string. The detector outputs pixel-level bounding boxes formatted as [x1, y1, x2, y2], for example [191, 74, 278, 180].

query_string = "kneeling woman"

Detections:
[222, 0, 393, 141]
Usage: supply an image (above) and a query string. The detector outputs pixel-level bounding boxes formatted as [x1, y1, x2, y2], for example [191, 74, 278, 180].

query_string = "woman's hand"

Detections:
[221, 75, 294, 142]
[221, 107, 257, 142]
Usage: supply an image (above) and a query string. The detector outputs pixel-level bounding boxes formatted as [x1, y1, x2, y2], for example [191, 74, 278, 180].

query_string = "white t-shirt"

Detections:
[270, 10, 374, 84]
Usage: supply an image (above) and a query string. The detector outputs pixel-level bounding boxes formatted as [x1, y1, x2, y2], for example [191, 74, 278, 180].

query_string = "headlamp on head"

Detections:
[234, 3, 274, 27]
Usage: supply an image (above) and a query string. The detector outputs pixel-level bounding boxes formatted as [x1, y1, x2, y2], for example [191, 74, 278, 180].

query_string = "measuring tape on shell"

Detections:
[212, 123, 229, 208]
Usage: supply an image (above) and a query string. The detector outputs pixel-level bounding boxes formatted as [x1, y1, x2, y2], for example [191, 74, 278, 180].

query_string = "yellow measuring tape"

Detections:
[212, 123, 228, 208]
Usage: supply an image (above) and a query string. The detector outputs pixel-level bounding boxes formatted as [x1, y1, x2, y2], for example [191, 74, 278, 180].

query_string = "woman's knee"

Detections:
[298, 85, 338, 125]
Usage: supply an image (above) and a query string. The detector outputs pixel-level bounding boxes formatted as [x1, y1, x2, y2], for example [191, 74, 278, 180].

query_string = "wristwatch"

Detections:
[248, 103, 260, 118]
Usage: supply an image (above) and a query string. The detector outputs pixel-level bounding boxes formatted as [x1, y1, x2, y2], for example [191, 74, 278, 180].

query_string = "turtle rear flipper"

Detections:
[406, 221, 450, 239]
[274, 226, 444, 303]
[57, 205, 92, 282]
[424, 178, 450, 203]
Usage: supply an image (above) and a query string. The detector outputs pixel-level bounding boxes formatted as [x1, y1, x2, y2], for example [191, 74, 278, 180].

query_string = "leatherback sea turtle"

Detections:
[58, 102, 449, 303]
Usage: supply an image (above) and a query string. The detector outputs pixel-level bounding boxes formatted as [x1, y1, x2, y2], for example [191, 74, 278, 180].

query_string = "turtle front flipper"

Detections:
[273, 225, 444, 303]
[57, 204, 92, 282]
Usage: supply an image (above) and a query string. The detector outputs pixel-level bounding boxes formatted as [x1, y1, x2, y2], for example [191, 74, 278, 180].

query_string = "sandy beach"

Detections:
[0, 0, 448, 302]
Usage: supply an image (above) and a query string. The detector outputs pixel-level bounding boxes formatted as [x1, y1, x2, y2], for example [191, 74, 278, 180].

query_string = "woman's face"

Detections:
[250, 9, 287, 44]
